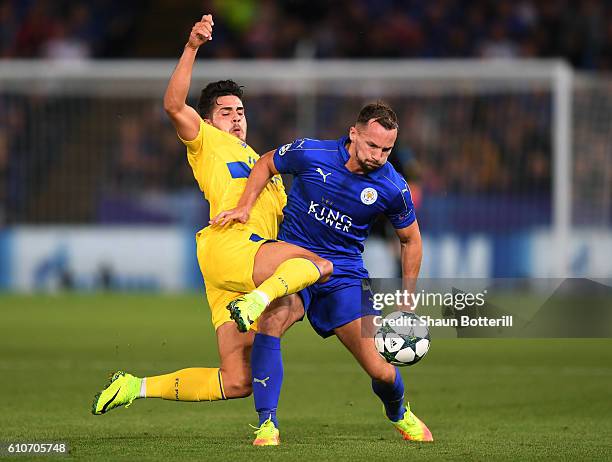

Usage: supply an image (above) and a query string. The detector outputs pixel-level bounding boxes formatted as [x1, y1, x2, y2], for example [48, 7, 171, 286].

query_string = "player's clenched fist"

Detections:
[187, 14, 214, 49]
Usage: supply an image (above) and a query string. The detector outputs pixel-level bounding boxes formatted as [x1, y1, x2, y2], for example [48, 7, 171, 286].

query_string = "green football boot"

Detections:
[251, 417, 280, 446]
[389, 403, 434, 442]
[227, 292, 267, 332]
[92, 371, 141, 415]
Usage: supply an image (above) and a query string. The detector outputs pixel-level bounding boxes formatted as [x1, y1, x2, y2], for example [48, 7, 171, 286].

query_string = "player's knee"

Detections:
[314, 257, 333, 281]
[226, 384, 252, 399]
[258, 310, 290, 337]
[367, 360, 395, 384]
[222, 375, 252, 398]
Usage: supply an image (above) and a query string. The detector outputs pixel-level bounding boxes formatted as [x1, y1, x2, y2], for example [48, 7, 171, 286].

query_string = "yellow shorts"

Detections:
[196, 226, 273, 330]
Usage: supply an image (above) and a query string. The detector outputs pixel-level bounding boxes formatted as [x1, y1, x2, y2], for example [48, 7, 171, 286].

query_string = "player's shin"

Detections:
[251, 333, 283, 427]
[255, 258, 321, 305]
[143, 367, 226, 401]
[372, 367, 406, 422]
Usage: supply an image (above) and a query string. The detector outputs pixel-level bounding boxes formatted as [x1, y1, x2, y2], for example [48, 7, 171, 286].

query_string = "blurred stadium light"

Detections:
[0, 59, 610, 290]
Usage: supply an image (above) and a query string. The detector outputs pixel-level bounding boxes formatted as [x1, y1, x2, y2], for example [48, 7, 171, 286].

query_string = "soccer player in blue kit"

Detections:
[212, 102, 432, 445]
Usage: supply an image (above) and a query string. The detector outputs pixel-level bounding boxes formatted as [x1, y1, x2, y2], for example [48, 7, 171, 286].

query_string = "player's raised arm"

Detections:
[210, 150, 279, 226]
[163, 14, 214, 141]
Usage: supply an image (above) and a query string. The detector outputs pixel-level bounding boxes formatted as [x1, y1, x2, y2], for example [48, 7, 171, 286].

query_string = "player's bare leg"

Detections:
[257, 294, 305, 337]
[216, 322, 255, 397]
[227, 241, 332, 332]
[214, 243, 319, 400]
[334, 316, 396, 383]
[334, 316, 433, 442]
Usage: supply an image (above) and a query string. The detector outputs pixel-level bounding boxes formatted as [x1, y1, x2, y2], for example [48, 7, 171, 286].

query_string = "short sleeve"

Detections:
[272, 139, 309, 174]
[385, 178, 417, 229]
[177, 120, 219, 170]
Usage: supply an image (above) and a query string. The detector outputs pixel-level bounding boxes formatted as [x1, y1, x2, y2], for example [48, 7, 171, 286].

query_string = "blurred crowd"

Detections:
[1, 0, 612, 70]
[208, 0, 612, 70]
[0, 0, 142, 59]
[90, 92, 555, 198]
[1, 84, 610, 227]
[0, 89, 560, 225]
[0, 0, 610, 227]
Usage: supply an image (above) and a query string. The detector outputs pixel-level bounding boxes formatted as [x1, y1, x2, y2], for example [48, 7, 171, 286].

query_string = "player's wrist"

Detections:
[185, 42, 200, 51]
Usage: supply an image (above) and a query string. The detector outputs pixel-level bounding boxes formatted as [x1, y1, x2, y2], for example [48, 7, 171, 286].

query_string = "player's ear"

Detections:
[203, 118, 213, 126]
[349, 126, 357, 143]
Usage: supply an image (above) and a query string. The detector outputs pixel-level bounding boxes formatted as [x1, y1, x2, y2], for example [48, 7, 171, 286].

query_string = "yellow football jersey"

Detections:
[179, 119, 286, 239]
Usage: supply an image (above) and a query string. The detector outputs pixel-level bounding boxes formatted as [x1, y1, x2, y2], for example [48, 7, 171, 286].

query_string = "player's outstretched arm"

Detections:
[210, 151, 279, 226]
[396, 220, 423, 297]
[163, 14, 214, 141]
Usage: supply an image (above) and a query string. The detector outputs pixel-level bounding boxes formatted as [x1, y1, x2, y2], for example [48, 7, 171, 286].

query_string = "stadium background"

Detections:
[0, 0, 611, 288]
[0, 1, 611, 460]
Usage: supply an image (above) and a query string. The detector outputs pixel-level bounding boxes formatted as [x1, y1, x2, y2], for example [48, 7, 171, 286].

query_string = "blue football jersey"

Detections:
[273, 136, 416, 277]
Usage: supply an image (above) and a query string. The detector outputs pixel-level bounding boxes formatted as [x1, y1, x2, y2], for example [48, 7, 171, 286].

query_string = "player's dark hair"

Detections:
[356, 101, 398, 130]
[197, 80, 244, 118]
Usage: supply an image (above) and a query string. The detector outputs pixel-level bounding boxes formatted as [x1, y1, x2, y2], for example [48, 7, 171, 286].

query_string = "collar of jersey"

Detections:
[337, 136, 385, 179]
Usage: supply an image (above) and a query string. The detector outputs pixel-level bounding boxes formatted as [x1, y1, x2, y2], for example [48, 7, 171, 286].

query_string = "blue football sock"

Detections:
[372, 367, 406, 422]
[251, 333, 283, 427]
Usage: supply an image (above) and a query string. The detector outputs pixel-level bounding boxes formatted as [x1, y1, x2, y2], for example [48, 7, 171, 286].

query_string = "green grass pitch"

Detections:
[1, 294, 611, 461]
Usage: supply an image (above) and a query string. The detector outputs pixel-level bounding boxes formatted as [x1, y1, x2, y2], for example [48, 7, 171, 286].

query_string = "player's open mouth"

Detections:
[231, 126, 242, 134]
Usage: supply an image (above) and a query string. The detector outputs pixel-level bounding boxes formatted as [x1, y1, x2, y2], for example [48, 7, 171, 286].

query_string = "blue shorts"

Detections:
[298, 276, 378, 338]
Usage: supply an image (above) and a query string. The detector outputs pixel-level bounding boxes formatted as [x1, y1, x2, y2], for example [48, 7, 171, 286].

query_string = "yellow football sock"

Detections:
[145, 368, 226, 401]
[256, 257, 321, 303]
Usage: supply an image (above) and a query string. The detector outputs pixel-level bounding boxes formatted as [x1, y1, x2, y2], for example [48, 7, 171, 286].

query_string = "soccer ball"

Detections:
[374, 311, 430, 367]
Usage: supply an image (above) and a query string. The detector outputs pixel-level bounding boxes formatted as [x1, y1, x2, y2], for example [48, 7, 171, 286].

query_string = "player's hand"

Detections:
[209, 206, 250, 227]
[187, 14, 214, 49]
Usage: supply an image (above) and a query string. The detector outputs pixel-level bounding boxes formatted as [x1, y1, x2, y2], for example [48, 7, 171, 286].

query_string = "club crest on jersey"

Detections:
[360, 187, 378, 205]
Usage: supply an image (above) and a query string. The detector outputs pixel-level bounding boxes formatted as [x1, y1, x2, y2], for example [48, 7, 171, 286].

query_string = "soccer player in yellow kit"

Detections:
[92, 14, 331, 414]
